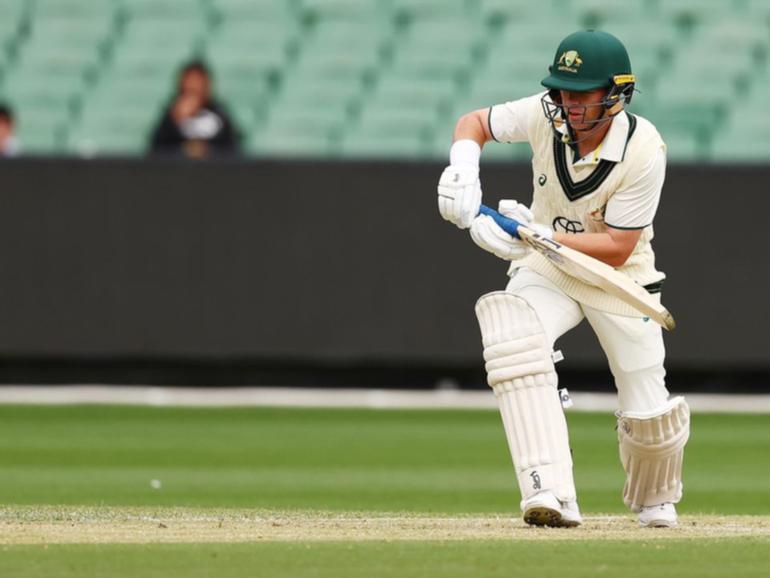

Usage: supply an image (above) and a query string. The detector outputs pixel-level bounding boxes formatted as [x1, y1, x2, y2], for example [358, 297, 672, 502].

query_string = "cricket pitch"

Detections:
[1, 507, 769, 544]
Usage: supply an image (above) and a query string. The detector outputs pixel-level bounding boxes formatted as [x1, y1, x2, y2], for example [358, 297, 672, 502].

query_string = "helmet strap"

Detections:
[541, 91, 622, 147]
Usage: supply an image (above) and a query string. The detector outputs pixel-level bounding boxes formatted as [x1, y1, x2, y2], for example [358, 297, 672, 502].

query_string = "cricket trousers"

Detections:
[505, 267, 670, 413]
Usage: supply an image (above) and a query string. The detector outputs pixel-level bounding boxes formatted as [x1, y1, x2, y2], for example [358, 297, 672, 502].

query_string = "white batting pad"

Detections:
[475, 291, 576, 504]
[617, 396, 690, 511]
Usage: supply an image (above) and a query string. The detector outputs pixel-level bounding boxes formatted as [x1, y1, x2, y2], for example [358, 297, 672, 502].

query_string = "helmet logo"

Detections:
[557, 50, 583, 73]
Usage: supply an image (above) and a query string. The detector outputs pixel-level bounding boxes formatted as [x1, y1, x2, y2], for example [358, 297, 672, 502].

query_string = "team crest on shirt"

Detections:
[557, 50, 583, 73]
[589, 205, 607, 223]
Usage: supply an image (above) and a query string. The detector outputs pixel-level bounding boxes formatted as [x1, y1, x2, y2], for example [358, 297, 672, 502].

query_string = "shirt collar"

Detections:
[557, 110, 630, 166]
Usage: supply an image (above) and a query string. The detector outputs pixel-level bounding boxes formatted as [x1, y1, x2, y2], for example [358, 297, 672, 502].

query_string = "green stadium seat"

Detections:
[745, 0, 770, 19]
[358, 103, 436, 123]
[120, 0, 207, 21]
[647, 102, 724, 146]
[746, 73, 770, 101]
[0, 9, 22, 42]
[301, 0, 386, 21]
[477, 55, 553, 89]
[571, 0, 647, 27]
[248, 131, 334, 157]
[719, 111, 770, 134]
[249, 113, 338, 155]
[16, 49, 104, 79]
[103, 60, 194, 100]
[656, 0, 738, 25]
[495, 24, 584, 55]
[479, 0, 553, 22]
[366, 75, 457, 118]
[206, 23, 297, 76]
[710, 127, 770, 162]
[428, 119, 454, 158]
[67, 130, 149, 156]
[350, 110, 434, 150]
[28, 18, 113, 50]
[206, 43, 288, 76]
[15, 126, 62, 153]
[0, 0, 764, 162]
[454, 86, 530, 116]
[222, 102, 257, 134]
[68, 102, 159, 156]
[0, 0, 27, 19]
[653, 71, 739, 108]
[291, 54, 377, 86]
[1, 71, 85, 106]
[117, 22, 205, 60]
[211, 65, 271, 108]
[659, 130, 703, 162]
[81, 83, 171, 132]
[211, 0, 296, 23]
[340, 131, 427, 158]
[407, 17, 483, 44]
[701, 20, 769, 50]
[400, 56, 479, 84]
[481, 140, 531, 162]
[213, 19, 298, 46]
[392, 0, 471, 20]
[6, 58, 95, 97]
[387, 53, 471, 84]
[9, 99, 71, 122]
[12, 104, 70, 153]
[34, 0, 116, 22]
[92, 81, 171, 108]
[664, 51, 754, 88]
[309, 20, 390, 53]
[262, 107, 347, 137]
[274, 82, 358, 119]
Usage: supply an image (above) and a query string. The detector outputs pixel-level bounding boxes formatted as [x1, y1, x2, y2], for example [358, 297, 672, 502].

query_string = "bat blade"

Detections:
[478, 205, 675, 330]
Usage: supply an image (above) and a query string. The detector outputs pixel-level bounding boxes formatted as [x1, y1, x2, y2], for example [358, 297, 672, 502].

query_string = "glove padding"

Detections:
[498, 200, 534, 225]
[437, 165, 482, 229]
[470, 200, 553, 260]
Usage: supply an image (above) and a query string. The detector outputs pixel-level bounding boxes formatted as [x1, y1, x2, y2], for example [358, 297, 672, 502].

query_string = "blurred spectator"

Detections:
[150, 61, 239, 159]
[0, 104, 20, 157]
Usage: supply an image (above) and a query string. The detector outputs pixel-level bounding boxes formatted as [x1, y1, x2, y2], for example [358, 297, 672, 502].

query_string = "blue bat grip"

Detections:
[478, 204, 522, 239]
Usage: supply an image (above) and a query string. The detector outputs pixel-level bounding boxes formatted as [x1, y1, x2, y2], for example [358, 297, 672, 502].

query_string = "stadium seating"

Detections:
[0, 0, 766, 162]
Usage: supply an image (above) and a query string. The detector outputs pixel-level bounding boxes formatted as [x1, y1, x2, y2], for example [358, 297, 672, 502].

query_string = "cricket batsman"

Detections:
[437, 30, 690, 528]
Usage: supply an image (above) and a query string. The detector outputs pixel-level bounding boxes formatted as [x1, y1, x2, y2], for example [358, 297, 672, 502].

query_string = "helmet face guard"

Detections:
[540, 74, 636, 145]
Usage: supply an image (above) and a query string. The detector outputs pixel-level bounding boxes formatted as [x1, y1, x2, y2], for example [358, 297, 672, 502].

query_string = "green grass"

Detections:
[0, 405, 768, 578]
[1, 539, 769, 578]
[0, 405, 768, 514]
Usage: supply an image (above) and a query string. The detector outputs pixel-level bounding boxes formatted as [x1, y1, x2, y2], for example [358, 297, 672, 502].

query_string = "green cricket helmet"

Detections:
[540, 30, 636, 143]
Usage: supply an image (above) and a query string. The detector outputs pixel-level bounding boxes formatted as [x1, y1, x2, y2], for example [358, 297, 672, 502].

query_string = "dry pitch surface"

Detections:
[1, 507, 768, 544]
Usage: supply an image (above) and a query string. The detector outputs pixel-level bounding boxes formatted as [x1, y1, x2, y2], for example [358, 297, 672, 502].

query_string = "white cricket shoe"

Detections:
[522, 491, 582, 528]
[638, 503, 677, 528]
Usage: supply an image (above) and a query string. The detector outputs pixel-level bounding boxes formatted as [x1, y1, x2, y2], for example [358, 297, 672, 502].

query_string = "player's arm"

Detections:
[453, 108, 494, 147]
[436, 110, 489, 230]
[553, 228, 642, 268]
[438, 96, 540, 230]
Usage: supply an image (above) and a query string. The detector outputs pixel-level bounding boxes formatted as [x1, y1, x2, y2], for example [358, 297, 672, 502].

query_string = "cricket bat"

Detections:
[479, 205, 676, 331]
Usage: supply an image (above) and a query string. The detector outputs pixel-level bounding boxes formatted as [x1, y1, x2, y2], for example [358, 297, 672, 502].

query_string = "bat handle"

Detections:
[478, 204, 522, 239]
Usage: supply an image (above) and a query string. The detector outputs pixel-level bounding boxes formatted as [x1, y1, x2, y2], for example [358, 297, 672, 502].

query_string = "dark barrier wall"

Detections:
[0, 159, 768, 377]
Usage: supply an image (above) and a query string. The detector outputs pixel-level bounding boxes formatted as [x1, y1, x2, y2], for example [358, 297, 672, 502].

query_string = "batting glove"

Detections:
[437, 140, 482, 229]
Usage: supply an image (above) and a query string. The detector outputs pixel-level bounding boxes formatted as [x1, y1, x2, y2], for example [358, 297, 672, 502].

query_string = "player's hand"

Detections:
[469, 214, 530, 260]
[498, 200, 534, 224]
[437, 165, 482, 229]
[498, 199, 554, 239]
